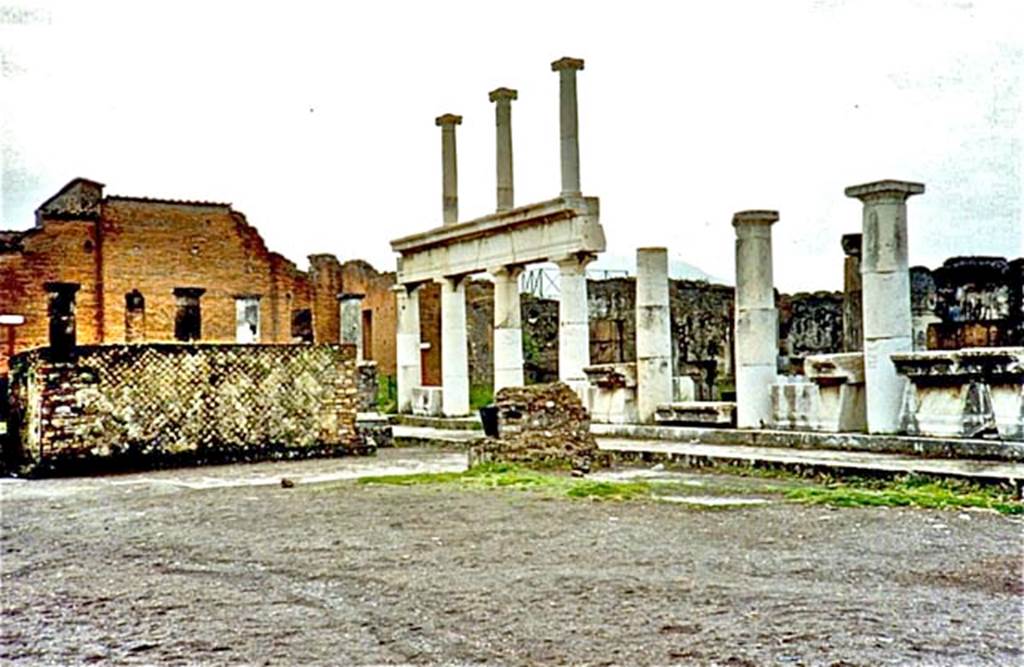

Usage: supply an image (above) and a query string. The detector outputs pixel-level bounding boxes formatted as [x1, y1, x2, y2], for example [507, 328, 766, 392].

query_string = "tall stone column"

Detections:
[439, 276, 470, 416]
[492, 265, 525, 392]
[489, 87, 517, 212]
[338, 293, 365, 360]
[556, 254, 594, 392]
[395, 285, 422, 414]
[636, 247, 672, 422]
[435, 114, 462, 225]
[732, 211, 780, 428]
[551, 57, 584, 198]
[841, 233, 863, 352]
[845, 180, 924, 434]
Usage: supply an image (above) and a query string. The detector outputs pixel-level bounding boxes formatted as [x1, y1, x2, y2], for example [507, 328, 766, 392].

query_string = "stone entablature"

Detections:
[893, 347, 1024, 441]
[391, 196, 604, 285]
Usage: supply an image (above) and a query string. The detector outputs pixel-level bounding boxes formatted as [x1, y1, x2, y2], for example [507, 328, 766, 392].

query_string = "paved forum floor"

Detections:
[2, 448, 1021, 666]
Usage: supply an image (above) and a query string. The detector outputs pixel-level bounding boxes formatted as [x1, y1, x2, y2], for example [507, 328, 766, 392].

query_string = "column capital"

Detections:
[489, 264, 526, 279]
[841, 233, 862, 257]
[551, 57, 585, 72]
[435, 113, 463, 127]
[488, 87, 518, 103]
[731, 210, 779, 228]
[844, 179, 925, 202]
[554, 253, 597, 273]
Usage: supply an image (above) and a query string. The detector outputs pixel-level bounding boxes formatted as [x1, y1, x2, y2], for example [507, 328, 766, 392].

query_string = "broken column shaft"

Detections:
[492, 265, 524, 392]
[841, 233, 864, 353]
[435, 114, 462, 225]
[732, 211, 780, 428]
[395, 285, 422, 413]
[439, 276, 470, 416]
[551, 57, 584, 197]
[845, 179, 924, 434]
[489, 87, 517, 212]
[338, 293, 365, 361]
[636, 247, 672, 422]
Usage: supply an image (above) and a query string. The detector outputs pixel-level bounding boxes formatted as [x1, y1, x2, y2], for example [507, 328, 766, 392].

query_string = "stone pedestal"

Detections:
[636, 247, 672, 423]
[556, 254, 594, 394]
[489, 87, 517, 212]
[584, 362, 638, 424]
[338, 293, 364, 360]
[805, 352, 867, 432]
[492, 265, 525, 392]
[845, 180, 924, 434]
[551, 57, 584, 197]
[440, 277, 470, 416]
[893, 347, 1024, 440]
[436, 114, 462, 225]
[395, 285, 422, 414]
[732, 211, 780, 428]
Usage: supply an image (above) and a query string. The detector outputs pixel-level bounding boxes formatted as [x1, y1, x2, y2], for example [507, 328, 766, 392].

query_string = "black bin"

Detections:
[479, 405, 500, 438]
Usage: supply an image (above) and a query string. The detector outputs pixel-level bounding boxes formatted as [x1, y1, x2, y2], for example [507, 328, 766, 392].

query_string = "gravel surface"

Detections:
[1, 448, 1021, 666]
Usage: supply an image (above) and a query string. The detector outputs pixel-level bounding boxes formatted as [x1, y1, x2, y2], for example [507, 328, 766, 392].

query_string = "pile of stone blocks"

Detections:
[468, 382, 602, 471]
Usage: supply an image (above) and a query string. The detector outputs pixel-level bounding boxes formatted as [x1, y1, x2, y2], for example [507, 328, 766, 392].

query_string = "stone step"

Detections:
[654, 401, 736, 427]
[597, 437, 1024, 485]
[590, 423, 1024, 462]
[390, 414, 483, 431]
[392, 425, 484, 449]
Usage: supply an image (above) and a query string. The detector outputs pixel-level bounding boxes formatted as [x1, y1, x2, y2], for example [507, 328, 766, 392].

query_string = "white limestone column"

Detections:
[732, 210, 780, 428]
[439, 276, 470, 416]
[338, 293, 364, 361]
[845, 180, 924, 434]
[492, 265, 525, 392]
[489, 87, 517, 212]
[395, 285, 422, 414]
[435, 113, 462, 225]
[550, 57, 584, 197]
[636, 247, 672, 423]
[556, 254, 594, 392]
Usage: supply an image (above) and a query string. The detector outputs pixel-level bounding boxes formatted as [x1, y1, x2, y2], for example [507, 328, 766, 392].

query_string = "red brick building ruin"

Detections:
[0, 178, 397, 375]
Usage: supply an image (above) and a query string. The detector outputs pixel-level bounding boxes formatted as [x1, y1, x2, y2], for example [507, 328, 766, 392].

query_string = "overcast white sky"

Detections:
[1, 0, 1021, 292]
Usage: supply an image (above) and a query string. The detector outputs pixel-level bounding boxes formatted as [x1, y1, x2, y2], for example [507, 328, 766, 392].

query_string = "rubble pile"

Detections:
[469, 382, 602, 471]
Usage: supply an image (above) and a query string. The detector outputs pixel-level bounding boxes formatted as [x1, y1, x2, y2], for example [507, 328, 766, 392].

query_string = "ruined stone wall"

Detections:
[911, 256, 1023, 350]
[778, 292, 845, 358]
[5, 343, 363, 475]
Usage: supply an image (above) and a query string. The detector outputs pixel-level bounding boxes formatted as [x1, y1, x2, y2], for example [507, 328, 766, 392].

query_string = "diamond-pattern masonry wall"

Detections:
[5, 343, 364, 475]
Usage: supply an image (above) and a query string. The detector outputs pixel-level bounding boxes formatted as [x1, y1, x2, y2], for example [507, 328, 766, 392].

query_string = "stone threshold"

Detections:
[590, 423, 1024, 463]
[392, 425, 485, 449]
[598, 438, 1024, 486]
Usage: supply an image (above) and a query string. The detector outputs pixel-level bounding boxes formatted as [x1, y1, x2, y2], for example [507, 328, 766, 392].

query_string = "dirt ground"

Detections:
[1, 448, 1022, 666]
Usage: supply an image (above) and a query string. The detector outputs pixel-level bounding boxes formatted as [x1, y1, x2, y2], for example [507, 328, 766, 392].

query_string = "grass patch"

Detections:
[355, 464, 1024, 514]
[469, 385, 494, 411]
[785, 475, 1024, 515]
[359, 463, 650, 501]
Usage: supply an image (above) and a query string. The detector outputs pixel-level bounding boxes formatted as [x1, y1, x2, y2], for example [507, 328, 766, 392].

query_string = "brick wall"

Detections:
[1, 179, 394, 376]
[5, 343, 365, 475]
